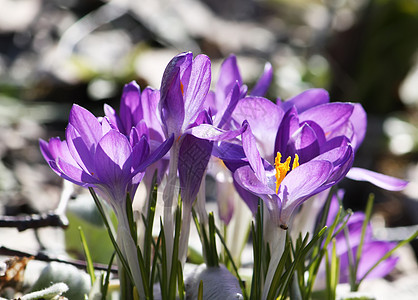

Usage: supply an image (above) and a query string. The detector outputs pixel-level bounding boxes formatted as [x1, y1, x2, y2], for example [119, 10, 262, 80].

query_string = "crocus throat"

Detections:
[274, 152, 299, 194]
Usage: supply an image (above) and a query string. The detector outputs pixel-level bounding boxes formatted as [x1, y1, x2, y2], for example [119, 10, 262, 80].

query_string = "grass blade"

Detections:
[78, 226, 96, 285]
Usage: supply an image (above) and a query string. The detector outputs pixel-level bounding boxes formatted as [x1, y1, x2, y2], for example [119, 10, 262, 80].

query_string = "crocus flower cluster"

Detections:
[40, 51, 408, 299]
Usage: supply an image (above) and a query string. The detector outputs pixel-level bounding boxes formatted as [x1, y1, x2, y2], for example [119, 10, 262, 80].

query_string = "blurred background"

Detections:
[1, 0, 418, 298]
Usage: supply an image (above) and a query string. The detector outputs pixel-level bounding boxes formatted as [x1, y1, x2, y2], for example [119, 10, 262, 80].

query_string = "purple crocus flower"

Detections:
[159, 52, 211, 140]
[321, 194, 399, 284]
[104, 81, 169, 192]
[223, 94, 355, 228]
[40, 101, 174, 297]
[278, 88, 407, 191]
[40, 103, 173, 212]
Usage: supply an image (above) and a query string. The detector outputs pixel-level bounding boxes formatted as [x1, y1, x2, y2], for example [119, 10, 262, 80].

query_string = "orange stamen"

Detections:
[274, 152, 299, 194]
[180, 81, 184, 96]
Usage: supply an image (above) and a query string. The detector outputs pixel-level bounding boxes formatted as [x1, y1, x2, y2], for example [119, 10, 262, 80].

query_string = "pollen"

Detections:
[274, 152, 299, 194]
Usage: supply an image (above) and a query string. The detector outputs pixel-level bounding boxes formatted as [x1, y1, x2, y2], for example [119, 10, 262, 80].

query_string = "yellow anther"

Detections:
[292, 153, 299, 170]
[274, 152, 299, 194]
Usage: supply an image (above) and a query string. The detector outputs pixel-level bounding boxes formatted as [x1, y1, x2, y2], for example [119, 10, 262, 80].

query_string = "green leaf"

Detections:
[177, 260, 185, 300]
[78, 226, 96, 285]
[198, 280, 204, 300]
[208, 212, 219, 267]
[101, 252, 116, 300]
[352, 194, 374, 290]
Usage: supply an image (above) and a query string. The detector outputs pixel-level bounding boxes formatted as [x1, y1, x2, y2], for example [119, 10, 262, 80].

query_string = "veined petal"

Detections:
[188, 122, 247, 141]
[178, 134, 213, 206]
[317, 137, 352, 165]
[212, 142, 247, 173]
[275, 106, 299, 158]
[94, 130, 133, 187]
[279, 160, 333, 224]
[242, 121, 266, 184]
[101, 117, 113, 136]
[234, 165, 274, 195]
[66, 123, 96, 174]
[159, 67, 185, 137]
[184, 54, 211, 127]
[233, 97, 284, 160]
[216, 54, 243, 107]
[120, 81, 141, 134]
[56, 158, 99, 185]
[289, 123, 320, 164]
[69, 104, 102, 147]
[131, 121, 149, 145]
[132, 135, 150, 169]
[250, 62, 273, 97]
[140, 87, 164, 141]
[135, 134, 174, 173]
[216, 82, 240, 129]
[281, 88, 329, 113]
[346, 167, 408, 191]
[299, 102, 354, 135]
[233, 179, 259, 214]
[104, 103, 122, 131]
[39, 137, 77, 166]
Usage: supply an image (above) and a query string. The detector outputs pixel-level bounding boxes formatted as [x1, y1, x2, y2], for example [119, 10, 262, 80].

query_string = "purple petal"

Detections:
[216, 82, 240, 129]
[242, 121, 266, 184]
[233, 97, 284, 160]
[234, 165, 274, 195]
[317, 137, 352, 165]
[101, 117, 113, 136]
[135, 134, 174, 172]
[56, 158, 99, 185]
[66, 123, 96, 174]
[281, 89, 329, 113]
[233, 178, 259, 214]
[187, 110, 212, 129]
[40, 138, 77, 166]
[94, 130, 133, 188]
[69, 104, 102, 147]
[212, 142, 247, 172]
[350, 103, 367, 151]
[279, 160, 333, 224]
[299, 103, 354, 135]
[289, 123, 320, 164]
[177, 52, 194, 92]
[250, 62, 273, 97]
[357, 241, 398, 280]
[183, 54, 211, 127]
[160, 53, 193, 137]
[188, 122, 247, 142]
[104, 103, 122, 131]
[346, 167, 408, 191]
[132, 135, 150, 169]
[216, 54, 243, 107]
[159, 66, 185, 137]
[275, 106, 299, 158]
[178, 134, 213, 206]
[131, 121, 149, 146]
[120, 81, 141, 134]
[140, 87, 164, 141]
